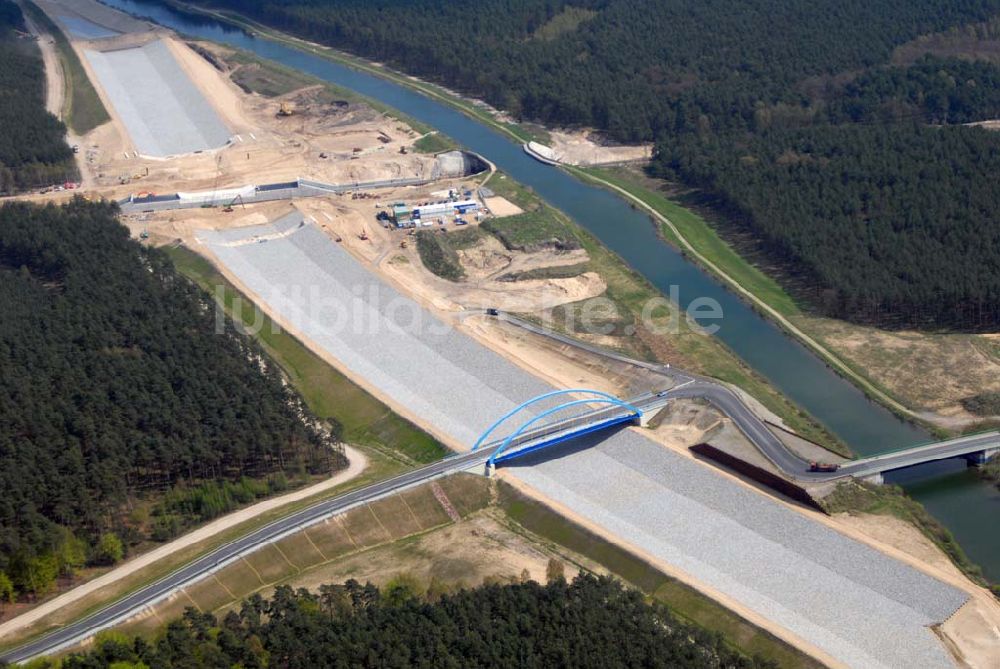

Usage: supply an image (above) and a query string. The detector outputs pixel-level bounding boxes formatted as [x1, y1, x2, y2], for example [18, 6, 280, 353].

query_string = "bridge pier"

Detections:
[964, 447, 999, 467]
[484, 462, 496, 478]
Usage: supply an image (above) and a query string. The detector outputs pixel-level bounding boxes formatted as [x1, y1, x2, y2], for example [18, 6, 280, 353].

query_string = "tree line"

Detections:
[11, 574, 776, 668]
[0, 0, 77, 194]
[178, 0, 1000, 328]
[0, 199, 346, 600]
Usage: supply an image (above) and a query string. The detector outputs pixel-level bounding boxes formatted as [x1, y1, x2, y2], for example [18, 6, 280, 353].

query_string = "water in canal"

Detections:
[105, 0, 1000, 579]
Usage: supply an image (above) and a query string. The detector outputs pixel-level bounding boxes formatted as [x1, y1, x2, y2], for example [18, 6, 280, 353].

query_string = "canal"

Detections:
[105, 0, 1000, 579]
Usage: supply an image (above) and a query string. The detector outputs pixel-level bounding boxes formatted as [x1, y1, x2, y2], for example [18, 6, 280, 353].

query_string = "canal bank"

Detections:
[104, 0, 1000, 582]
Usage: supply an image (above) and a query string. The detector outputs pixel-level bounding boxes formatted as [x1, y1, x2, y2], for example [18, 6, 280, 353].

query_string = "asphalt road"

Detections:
[0, 400, 656, 664]
[0, 449, 486, 664]
[6, 316, 995, 663]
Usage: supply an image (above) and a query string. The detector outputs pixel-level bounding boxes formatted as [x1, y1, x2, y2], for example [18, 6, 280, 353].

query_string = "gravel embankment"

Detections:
[202, 219, 966, 668]
[85, 39, 230, 156]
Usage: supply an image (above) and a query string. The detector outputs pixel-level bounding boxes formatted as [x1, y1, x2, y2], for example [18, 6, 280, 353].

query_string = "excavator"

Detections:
[277, 101, 294, 117]
[222, 194, 245, 213]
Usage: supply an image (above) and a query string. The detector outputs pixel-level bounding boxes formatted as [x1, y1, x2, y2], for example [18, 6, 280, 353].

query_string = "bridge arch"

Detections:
[488, 397, 641, 466]
[472, 389, 642, 466]
[472, 389, 640, 451]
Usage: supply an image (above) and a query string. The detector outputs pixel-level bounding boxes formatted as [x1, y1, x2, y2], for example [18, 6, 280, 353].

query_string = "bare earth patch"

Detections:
[802, 314, 1000, 426]
[482, 195, 523, 217]
[284, 513, 575, 596]
[547, 128, 652, 166]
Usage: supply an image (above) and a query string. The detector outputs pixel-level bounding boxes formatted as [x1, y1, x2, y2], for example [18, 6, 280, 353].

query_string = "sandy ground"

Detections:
[33, 31, 63, 118]
[547, 128, 652, 166]
[803, 315, 1000, 427]
[271, 512, 577, 597]
[0, 446, 368, 640]
[482, 195, 523, 217]
[374, 225, 606, 313]
[46, 32, 433, 203]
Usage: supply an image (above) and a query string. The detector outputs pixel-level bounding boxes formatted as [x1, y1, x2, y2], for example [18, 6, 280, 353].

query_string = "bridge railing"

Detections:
[474, 402, 640, 461]
[847, 429, 1000, 466]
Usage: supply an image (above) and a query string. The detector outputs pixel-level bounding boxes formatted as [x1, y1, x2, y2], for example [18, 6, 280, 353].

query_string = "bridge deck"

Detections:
[840, 431, 1000, 478]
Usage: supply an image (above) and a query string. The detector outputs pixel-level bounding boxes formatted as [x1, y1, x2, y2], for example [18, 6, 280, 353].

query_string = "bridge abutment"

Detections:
[861, 472, 885, 485]
[964, 447, 999, 467]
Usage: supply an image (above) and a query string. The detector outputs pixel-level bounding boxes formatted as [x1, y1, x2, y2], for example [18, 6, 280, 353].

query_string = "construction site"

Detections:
[9, 1, 1000, 668]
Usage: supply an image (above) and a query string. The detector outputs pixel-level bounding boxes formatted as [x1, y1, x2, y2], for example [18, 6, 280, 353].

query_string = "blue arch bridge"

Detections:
[472, 389, 668, 475]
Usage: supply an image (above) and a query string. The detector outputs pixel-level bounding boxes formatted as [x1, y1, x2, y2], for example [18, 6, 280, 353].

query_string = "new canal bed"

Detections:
[96, 0, 1000, 582]
[198, 215, 966, 668]
[83, 39, 230, 156]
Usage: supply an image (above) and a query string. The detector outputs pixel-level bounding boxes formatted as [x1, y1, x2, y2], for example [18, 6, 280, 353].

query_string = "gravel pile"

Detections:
[203, 220, 967, 668]
[85, 40, 230, 157]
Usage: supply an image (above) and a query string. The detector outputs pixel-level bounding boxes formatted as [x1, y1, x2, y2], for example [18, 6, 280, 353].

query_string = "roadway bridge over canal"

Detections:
[834, 433, 1000, 484]
[4, 381, 993, 664]
[469, 382, 1000, 484]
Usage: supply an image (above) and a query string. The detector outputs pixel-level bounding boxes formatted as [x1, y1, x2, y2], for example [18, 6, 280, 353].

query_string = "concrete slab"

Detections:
[56, 14, 119, 39]
[200, 218, 967, 668]
[84, 40, 230, 157]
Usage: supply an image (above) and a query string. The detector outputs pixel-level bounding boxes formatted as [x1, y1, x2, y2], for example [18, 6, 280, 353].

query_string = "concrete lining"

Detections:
[200, 218, 967, 668]
[84, 40, 230, 157]
[56, 14, 119, 39]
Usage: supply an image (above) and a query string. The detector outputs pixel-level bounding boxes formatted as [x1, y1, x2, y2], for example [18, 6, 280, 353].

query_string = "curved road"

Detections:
[4, 315, 995, 663]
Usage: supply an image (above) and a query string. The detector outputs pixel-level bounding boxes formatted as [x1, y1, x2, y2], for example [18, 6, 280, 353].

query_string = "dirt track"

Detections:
[0, 446, 367, 642]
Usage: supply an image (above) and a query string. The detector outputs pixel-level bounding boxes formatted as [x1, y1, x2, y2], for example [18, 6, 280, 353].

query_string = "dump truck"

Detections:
[808, 461, 840, 473]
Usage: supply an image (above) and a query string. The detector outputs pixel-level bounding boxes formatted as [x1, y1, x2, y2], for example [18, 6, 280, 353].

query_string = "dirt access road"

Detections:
[0, 446, 367, 642]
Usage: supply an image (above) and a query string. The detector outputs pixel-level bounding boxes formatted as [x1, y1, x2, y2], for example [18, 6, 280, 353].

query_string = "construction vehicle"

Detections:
[277, 101, 294, 117]
[808, 461, 840, 473]
[358, 227, 369, 241]
[222, 194, 245, 213]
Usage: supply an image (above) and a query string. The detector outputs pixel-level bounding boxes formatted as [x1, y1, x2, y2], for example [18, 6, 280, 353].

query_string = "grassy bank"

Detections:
[23, 0, 109, 134]
[165, 246, 448, 466]
[169, 0, 547, 144]
[412, 131, 457, 154]
[484, 174, 847, 453]
[571, 165, 932, 430]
